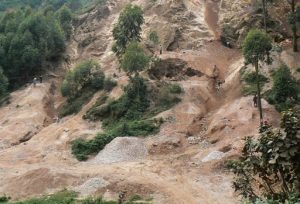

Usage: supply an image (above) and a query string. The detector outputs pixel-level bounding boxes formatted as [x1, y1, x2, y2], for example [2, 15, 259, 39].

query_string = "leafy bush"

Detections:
[61, 59, 104, 99]
[60, 60, 107, 116]
[220, 24, 237, 47]
[229, 109, 300, 203]
[265, 64, 299, 111]
[121, 42, 149, 74]
[148, 30, 159, 45]
[103, 77, 117, 91]
[168, 83, 183, 94]
[0, 195, 10, 203]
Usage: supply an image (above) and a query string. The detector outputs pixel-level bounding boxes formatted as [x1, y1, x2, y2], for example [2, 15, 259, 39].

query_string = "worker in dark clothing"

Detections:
[159, 45, 162, 55]
[39, 75, 43, 83]
[253, 94, 258, 107]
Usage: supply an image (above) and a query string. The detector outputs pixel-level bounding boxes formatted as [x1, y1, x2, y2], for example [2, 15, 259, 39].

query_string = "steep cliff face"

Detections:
[219, 0, 293, 47]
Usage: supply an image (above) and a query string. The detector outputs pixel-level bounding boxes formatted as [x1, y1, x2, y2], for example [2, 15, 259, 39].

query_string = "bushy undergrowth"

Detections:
[60, 60, 116, 117]
[265, 64, 299, 112]
[5, 190, 150, 204]
[72, 119, 160, 161]
[228, 109, 300, 203]
[5, 190, 122, 204]
[242, 71, 269, 96]
[73, 77, 181, 161]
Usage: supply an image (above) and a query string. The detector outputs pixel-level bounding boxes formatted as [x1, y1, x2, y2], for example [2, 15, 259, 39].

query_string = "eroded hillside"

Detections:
[0, 0, 299, 203]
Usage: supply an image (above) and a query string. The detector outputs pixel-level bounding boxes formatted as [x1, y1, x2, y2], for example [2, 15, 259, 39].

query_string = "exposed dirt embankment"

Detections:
[0, 0, 285, 203]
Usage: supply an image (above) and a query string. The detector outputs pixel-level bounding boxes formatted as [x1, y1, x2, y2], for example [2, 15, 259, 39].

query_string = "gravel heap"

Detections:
[92, 137, 148, 164]
[201, 151, 226, 162]
[74, 177, 109, 196]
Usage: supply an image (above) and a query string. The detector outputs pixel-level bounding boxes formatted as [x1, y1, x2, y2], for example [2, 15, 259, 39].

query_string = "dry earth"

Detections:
[0, 0, 298, 203]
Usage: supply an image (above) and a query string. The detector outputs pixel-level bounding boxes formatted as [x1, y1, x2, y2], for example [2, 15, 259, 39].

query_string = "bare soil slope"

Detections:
[0, 0, 287, 203]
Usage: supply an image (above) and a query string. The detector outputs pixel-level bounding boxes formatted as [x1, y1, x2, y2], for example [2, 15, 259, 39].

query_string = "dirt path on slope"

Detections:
[204, 0, 221, 39]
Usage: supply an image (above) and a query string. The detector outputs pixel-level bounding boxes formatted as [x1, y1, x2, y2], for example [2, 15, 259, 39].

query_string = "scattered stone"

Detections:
[187, 136, 201, 144]
[92, 137, 148, 164]
[74, 177, 109, 196]
[202, 151, 226, 162]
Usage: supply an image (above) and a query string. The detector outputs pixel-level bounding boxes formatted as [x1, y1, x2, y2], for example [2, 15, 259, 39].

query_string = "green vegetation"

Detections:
[0, 6, 70, 89]
[0, 195, 10, 203]
[242, 71, 269, 96]
[57, 5, 73, 40]
[228, 109, 300, 203]
[0, 68, 8, 103]
[243, 29, 272, 123]
[148, 30, 159, 45]
[73, 78, 181, 161]
[112, 4, 144, 57]
[265, 64, 299, 111]
[121, 42, 149, 74]
[4, 190, 151, 204]
[5, 190, 120, 204]
[168, 83, 183, 94]
[72, 119, 160, 161]
[60, 60, 115, 117]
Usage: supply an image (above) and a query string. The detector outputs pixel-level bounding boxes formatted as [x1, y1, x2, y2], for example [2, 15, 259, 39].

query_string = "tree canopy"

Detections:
[121, 42, 149, 74]
[112, 4, 144, 57]
[242, 29, 272, 65]
[0, 6, 71, 89]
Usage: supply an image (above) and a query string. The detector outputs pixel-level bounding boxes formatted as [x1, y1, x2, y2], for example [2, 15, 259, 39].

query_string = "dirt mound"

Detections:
[0, 168, 77, 200]
[91, 137, 148, 164]
[74, 177, 110, 196]
[148, 58, 203, 80]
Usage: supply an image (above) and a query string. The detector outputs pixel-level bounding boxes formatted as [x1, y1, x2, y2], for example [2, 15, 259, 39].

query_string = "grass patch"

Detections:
[12, 190, 76, 204]
[6, 190, 120, 204]
[72, 119, 161, 161]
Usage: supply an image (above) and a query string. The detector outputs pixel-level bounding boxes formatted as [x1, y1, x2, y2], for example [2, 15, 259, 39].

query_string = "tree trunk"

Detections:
[291, 0, 298, 52]
[262, 0, 267, 32]
[255, 59, 263, 125]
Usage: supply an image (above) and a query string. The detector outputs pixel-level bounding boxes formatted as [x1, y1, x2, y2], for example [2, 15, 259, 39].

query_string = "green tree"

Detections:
[229, 109, 300, 202]
[112, 4, 144, 57]
[56, 5, 72, 39]
[287, 0, 298, 52]
[121, 42, 149, 75]
[61, 59, 104, 100]
[0, 67, 8, 100]
[243, 29, 272, 125]
[0, 8, 66, 88]
[272, 64, 298, 104]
